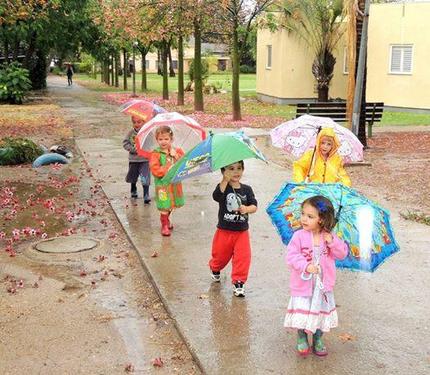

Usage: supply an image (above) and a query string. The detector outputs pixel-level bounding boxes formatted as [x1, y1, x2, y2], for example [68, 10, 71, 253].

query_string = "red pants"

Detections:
[209, 229, 251, 284]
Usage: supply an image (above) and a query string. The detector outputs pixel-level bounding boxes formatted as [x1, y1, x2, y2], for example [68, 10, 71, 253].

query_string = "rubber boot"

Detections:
[297, 329, 310, 356]
[143, 185, 151, 204]
[312, 329, 328, 356]
[160, 214, 171, 236]
[130, 183, 138, 198]
[167, 211, 173, 230]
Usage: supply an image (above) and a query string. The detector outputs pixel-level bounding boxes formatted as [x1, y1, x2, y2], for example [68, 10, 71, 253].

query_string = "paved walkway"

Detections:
[51, 77, 429, 375]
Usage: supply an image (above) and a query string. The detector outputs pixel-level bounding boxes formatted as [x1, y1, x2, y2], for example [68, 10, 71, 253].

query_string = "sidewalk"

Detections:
[54, 78, 429, 374]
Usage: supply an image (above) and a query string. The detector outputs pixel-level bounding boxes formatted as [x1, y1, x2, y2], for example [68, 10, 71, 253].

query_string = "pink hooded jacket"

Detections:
[286, 229, 348, 297]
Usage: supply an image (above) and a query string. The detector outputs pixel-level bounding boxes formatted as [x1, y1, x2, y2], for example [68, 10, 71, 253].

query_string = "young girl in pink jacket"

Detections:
[285, 195, 348, 357]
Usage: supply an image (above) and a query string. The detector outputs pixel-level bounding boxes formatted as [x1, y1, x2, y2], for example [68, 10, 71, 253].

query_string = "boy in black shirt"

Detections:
[209, 160, 257, 297]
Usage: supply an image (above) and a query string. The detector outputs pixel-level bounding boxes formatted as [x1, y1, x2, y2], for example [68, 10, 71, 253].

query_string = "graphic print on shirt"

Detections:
[224, 193, 247, 222]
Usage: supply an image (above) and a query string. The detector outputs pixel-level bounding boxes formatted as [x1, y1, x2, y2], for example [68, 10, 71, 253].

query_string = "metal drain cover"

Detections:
[34, 236, 99, 254]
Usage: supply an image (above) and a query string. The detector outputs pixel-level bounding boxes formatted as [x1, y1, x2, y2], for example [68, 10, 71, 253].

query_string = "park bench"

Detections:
[295, 101, 384, 137]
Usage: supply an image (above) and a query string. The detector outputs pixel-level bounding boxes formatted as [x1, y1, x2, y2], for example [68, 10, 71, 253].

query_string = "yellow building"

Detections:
[257, 1, 430, 110]
[127, 39, 231, 74]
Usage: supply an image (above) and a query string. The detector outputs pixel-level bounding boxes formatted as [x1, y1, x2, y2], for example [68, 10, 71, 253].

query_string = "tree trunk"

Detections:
[141, 50, 147, 91]
[115, 52, 119, 87]
[110, 54, 114, 86]
[123, 49, 128, 90]
[317, 86, 329, 102]
[157, 49, 162, 75]
[177, 35, 184, 106]
[231, 18, 242, 121]
[161, 40, 169, 100]
[100, 61, 104, 83]
[4, 38, 9, 65]
[168, 45, 176, 77]
[193, 17, 204, 111]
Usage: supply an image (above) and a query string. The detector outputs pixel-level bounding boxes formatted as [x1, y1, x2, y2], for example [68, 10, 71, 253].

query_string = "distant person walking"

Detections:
[66, 64, 74, 86]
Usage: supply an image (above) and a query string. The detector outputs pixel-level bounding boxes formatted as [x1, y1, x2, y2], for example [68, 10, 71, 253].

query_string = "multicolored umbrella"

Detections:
[120, 99, 166, 122]
[161, 130, 267, 184]
[266, 182, 399, 272]
[270, 115, 364, 163]
[135, 112, 206, 156]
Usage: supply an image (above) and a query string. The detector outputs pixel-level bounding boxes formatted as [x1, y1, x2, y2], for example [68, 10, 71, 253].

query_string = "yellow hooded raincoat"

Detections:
[292, 127, 351, 187]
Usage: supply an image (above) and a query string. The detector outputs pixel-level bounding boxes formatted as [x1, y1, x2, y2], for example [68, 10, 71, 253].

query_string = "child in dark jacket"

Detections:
[123, 116, 151, 202]
[209, 160, 257, 297]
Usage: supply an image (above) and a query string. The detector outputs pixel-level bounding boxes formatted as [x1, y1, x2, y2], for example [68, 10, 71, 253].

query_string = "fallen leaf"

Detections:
[151, 251, 158, 258]
[152, 357, 164, 367]
[338, 333, 356, 342]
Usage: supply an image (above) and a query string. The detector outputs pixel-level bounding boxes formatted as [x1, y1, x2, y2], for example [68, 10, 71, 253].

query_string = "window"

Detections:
[343, 47, 349, 74]
[145, 60, 149, 69]
[171, 60, 178, 70]
[390, 45, 413, 74]
[266, 45, 272, 69]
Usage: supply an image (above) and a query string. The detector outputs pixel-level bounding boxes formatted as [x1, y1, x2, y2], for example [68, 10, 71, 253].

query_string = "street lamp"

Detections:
[132, 41, 139, 97]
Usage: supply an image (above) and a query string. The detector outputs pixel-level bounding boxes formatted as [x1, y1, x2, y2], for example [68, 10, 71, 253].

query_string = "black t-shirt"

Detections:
[213, 183, 257, 231]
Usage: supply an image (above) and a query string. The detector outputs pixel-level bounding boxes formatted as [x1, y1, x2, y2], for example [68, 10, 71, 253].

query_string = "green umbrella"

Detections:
[161, 130, 267, 185]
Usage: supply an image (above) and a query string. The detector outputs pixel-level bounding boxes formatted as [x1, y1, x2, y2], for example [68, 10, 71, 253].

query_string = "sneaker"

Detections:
[144, 196, 151, 204]
[211, 270, 221, 282]
[131, 191, 138, 199]
[233, 282, 245, 297]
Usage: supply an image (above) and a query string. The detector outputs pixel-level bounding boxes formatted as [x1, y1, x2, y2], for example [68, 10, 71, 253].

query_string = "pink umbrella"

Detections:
[120, 99, 166, 122]
[135, 112, 206, 156]
[270, 115, 364, 163]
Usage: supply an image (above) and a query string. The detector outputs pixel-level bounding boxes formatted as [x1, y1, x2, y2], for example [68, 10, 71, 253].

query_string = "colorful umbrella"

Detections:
[135, 112, 206, 156]
[161, 130, 267, 184]
[266, 182, 399, 272]
[270, 115, 364, 163]
[120, 99, 166, 122]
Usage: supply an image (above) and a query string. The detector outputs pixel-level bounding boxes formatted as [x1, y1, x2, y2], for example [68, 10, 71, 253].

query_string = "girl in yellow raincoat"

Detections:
[293, 127, 351, 187]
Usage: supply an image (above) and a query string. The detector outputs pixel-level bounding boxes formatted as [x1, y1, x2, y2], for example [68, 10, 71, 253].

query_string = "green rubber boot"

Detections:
[313, 329, 328, 356]
[297, 329, 310, 356]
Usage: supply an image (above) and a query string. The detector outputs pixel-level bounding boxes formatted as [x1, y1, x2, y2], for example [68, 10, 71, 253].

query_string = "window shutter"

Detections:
[390, 47, 402, 73]
[403, 47, 413, 73]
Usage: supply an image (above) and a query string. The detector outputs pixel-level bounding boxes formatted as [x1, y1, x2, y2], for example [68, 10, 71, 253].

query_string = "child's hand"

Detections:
[222, 170, 232, 182]
[170, 148, 177, 158]
[323, 232, 333, 244]
[306, 264, 319, 274]
[238, 205, 248, 214]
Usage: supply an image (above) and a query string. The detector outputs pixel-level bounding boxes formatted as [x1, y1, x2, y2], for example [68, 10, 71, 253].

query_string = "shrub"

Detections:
[188, 58, 209, 82]
[240, 64, 256, 74]
[52, 66, 63, 75]
[0, 137, 44, 165]
[0, 62, 32, 104]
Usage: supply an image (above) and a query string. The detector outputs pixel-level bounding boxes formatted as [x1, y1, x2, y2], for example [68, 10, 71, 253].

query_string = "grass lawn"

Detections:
[73, 72, 430, 127]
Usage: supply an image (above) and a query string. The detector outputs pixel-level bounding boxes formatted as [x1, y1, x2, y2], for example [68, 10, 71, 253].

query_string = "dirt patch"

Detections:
[0, 85, 200, 373]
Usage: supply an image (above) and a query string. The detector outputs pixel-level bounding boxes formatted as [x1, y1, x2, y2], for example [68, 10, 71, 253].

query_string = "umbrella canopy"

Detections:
[135, 112, 206, 156]
[270, 115, 363, 163]
[161, 130, 267, 184]
[266, 182, 399, 272]
[120, 99, 166, 122]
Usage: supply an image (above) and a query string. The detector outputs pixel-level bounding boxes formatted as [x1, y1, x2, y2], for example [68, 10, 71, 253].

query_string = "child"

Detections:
[149, 126, 184, 236]
[209, 161, 257, 297]
[284, 195, 348, 356]
[293, 127, 351, 186]
[123, 116, 151, 202]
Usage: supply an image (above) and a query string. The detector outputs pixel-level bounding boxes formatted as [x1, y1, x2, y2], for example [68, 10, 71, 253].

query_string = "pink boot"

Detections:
[160, 214, 171, 236]
[167, 211, 173, 230]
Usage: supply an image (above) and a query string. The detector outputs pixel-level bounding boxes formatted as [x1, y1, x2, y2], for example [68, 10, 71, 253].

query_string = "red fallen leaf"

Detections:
[124, 363, 134, 372]
[97, 255, 106, 262]
[33, 282, 39, 288]
[80, 270, 87, 277]
[7, 287, 17, 294]
[152, 357, 164, 367]
[151, 251, 158, 258]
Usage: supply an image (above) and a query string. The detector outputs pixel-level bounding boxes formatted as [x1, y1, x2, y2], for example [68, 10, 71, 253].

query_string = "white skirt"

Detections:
[284, 288, 338, 333]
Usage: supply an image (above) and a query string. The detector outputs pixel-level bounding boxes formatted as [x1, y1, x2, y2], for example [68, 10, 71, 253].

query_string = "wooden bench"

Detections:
[295, 101, 384, 137]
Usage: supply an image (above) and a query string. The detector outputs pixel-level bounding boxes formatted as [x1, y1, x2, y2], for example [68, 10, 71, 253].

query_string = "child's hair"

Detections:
[155, 125, 173, 139]
[302, 195, 336, 232]
[220, 160, 244, 173]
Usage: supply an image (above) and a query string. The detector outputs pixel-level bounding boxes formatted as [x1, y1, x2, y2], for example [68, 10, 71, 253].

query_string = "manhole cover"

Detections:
[34, 236, 99, 254]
